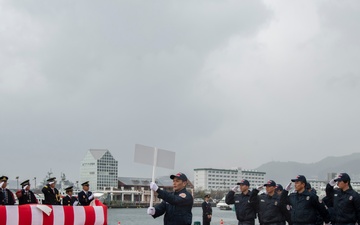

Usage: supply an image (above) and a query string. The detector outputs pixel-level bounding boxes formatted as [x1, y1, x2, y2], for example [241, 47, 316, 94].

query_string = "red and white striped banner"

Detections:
[0, 199, 107, 225]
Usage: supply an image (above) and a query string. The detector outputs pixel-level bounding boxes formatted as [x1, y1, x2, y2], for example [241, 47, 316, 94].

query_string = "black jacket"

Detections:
[202, 200, 212, 222]
[63, 195, 78, 206]
[17, 189, 38, 205]
[78, 190, 93, 206]
[226, 190, 257, 222]
[325, 184, 360, 224]
[42, 185, 61, 205]
[281, 189, 330, 224]
[252, 189, 288, 224]
[0, 188, 15, 205]
[153, 188, 193, 225]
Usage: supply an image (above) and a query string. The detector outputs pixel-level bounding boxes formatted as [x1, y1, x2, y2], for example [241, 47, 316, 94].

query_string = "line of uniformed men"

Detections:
[225, 172, 360, 225]
[0, 176, 94, 206]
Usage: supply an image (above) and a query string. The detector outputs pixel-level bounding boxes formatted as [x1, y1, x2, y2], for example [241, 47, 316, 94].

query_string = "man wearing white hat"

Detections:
[42, 177, 61, 205]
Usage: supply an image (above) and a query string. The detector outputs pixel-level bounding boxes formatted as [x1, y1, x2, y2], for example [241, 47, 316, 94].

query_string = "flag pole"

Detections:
[150, 147, 158, 207]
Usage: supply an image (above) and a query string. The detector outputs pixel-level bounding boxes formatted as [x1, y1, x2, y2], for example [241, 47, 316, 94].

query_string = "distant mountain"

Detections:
[255, 153, 360, 186]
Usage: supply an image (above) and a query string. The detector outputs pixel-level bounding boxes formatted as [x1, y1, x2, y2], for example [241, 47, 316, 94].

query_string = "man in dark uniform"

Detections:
[275, 184, 291, 225]
[280, 175, 330, 225]
[42, 177, 61, 205]
[275, 184, 283, 195]
[78, 181, 94, 206]
[63, 186, 78, 206]
[16, 179, 38, 205]
[225, 179, 257, 225]
[147, 172, 193, 225]
[202, 194, 212, 225]
[252, 180, 289, 225]
[325, 173, 360, 225]
[0, 176, 15, 205]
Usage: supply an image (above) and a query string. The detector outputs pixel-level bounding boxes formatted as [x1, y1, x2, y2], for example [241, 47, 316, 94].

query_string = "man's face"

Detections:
[50, 183, 56, 188]
[337, 180, 347, 190]
[266, 186, 275, 195]
[294, 181, 305, 192]
[25, 185, 30, 191]
[1, 181, 7, 188]
[240, 184, 249, 193]
[83, 185, 89, 191]
[172, 177, 187, 192]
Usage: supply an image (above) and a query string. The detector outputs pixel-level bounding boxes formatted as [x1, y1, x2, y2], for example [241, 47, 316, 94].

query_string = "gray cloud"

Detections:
[1, 1, 359, 184]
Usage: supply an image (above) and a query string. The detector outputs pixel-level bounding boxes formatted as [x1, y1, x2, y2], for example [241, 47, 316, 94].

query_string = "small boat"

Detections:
[0, 199, 107, 225]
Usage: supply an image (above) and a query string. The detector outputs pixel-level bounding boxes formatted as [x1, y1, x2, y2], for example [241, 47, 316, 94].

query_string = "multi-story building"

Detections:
[80, 149, 118, 190]
[115, 176, 194, 203]
[194, 167, 266, 191]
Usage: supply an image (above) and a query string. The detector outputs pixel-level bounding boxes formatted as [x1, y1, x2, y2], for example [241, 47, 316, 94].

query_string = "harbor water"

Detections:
[108, 206, 239, 225]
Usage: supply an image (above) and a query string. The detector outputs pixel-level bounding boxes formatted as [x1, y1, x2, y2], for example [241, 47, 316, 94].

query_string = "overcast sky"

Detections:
[1, 0, 359, 186]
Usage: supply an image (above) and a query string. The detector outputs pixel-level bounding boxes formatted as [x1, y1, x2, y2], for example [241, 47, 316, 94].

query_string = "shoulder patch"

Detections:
[179, 193, 186, 198]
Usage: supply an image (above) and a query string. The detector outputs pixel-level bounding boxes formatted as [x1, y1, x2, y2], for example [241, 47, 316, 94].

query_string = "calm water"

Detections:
[108, 206, 239, 225]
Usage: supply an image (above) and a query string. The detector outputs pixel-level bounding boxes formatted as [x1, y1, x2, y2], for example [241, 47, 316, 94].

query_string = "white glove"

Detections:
[88, 194, 94, 200]
[256, 185, 264, 191]
[285, 182, 292, 191]
[73, 200, 79, 206]
[0, 182, 4, 188]
[147, 207, 155, 215]
[150, 182, 158, 191]
[231, 185, 239, 192]
[23, 185, 28, 190]
[329, 179, 336, 186]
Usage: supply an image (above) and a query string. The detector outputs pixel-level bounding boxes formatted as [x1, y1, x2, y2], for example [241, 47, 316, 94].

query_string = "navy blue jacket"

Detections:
[202, 200, 212, 222]
[226, 190, 257, 222]
[326, 184, 360, 224]
[281, 189, 330, 224]
[0, 188, 15, 205]
[41, 185, 61, 205]
[252, 189, 288, 224]
[153, 188, 193, 225]
[63, 195, 78, 206]
[17, 189, 38, 205]
[78, 190, 93, 206]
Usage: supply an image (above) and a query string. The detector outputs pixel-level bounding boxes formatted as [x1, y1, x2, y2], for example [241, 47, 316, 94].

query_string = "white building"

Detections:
[194, 167, 266, 191]
[80, 149, 118, 191]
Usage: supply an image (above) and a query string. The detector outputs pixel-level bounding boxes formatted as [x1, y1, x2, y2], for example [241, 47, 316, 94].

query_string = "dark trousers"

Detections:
[262, 222, 286, 225]
[238, 221, 255, 225]
[203, 216, 211, 225]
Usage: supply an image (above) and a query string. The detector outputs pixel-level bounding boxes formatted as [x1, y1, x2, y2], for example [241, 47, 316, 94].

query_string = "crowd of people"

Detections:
[0, 176, 94, 206]
[3, 172, 359, 225]
[146, 172, 360, 225]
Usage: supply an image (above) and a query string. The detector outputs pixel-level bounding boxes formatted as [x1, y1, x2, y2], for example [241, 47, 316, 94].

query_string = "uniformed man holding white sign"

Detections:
[147, 172, 193, 225]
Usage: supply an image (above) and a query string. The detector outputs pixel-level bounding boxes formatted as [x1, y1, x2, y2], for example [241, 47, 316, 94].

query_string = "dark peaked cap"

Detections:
[0, 176, 9, 181]
[81, 181, 90, 186]
[47, 177, 56, 183]
[20, 180, 30, 187]
[291, 175, 307, 183]
[334, 173, 351, 182]
[65, 186, 73, 191]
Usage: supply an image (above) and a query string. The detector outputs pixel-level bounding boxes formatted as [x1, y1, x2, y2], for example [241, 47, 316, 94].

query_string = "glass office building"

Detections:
[80, 149, 118, 190]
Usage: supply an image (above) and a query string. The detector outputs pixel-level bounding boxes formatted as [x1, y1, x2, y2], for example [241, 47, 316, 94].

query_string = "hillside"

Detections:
[255, 153, 360, 186]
